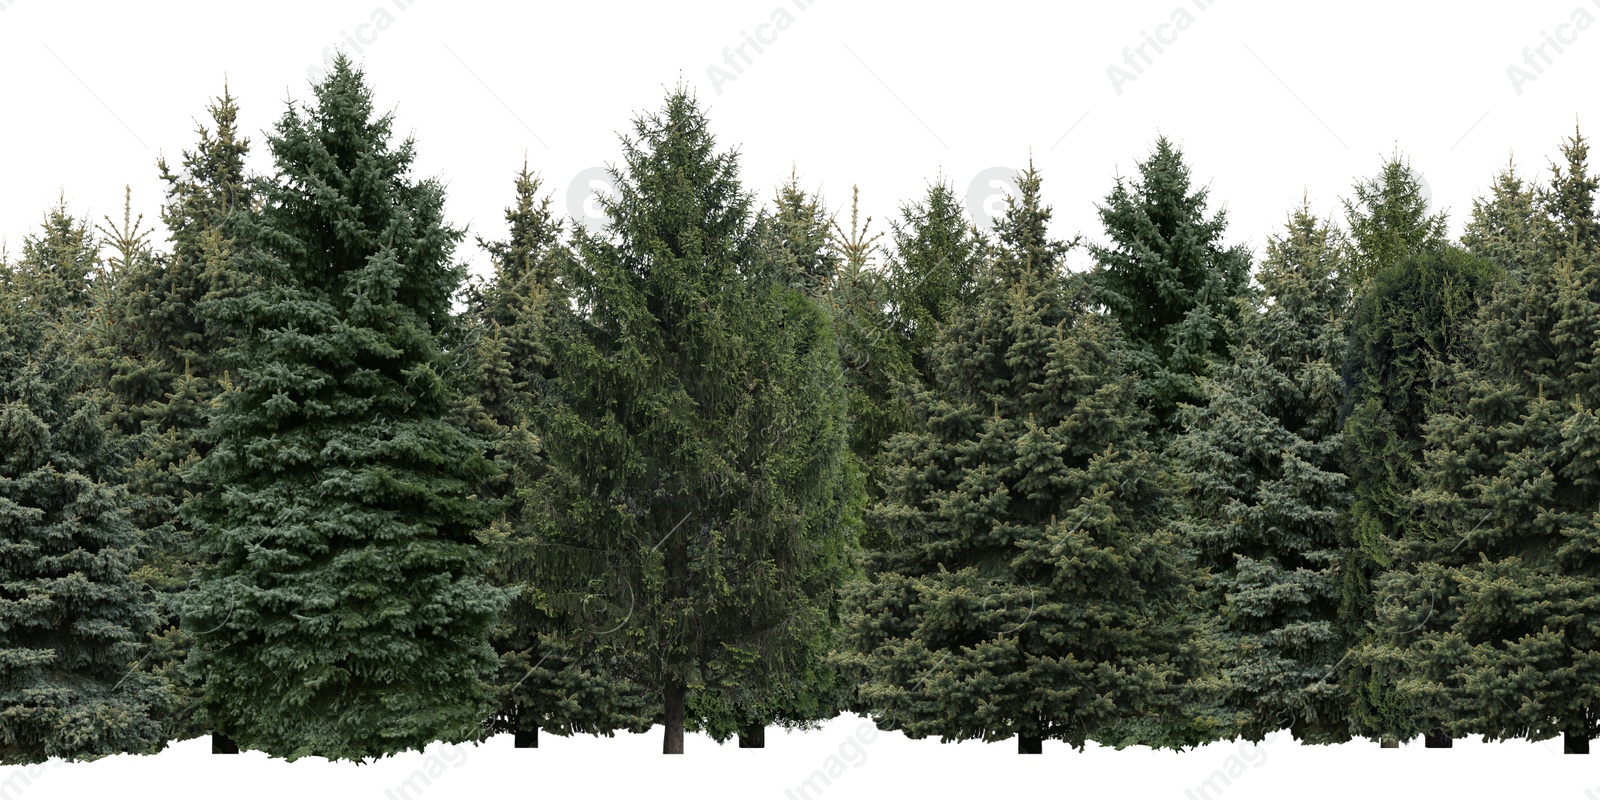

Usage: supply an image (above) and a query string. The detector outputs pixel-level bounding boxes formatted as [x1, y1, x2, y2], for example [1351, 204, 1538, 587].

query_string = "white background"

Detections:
[3, 2, 1600, 798]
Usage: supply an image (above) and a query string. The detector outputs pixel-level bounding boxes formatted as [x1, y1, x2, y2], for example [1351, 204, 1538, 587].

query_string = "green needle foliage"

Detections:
[844, 164, 1202, 754]
[1088, 136, 1252, 440]
[0, 205, 171, 763]
[1342, 152, 1448, 287]
[177, 57, 504, 761]
[1172, 201, 1354, 743]
[1339, 245, 1501, 744]
[523, 88, 857, 754]
[465, 164, 656, 744]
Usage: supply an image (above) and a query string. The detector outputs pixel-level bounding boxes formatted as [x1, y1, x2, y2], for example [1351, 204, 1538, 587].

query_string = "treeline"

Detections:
[4, 55, 1598, 762]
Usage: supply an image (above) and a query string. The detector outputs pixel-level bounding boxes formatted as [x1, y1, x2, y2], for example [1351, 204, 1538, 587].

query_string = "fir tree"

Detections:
[524, 88, 857, 755]
[1172, 200, 1353, 743]
[1389, 240, 1600, 754]
[0, 205, 171, 763]
[1342, 151, 1448, 285]
[178, 57, 504, 760]
[1088, 136, 1252, 438]
[843, 164, 1201, 754]
[1339, 245, 1500, 747]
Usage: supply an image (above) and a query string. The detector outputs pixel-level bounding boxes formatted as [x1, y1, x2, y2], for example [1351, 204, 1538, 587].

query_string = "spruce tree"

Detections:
[1390, 238, 1600, 754]
[883, 179, 987, 383]
[465, 164, 655, 748]
[84, 88, 254, 747]
[1088, 136, 1252, 438]
[1171, 200, 1353, 743]
[1537, 126, 1600, 263]
[0, 205, 171, 762]
[1342, 151, 1448, 285]
[1461, 158, 1546, 277]
[1339, 245, 1500, 747]
[524, 88, 857, 755]
[178, 57, 504, 760]
[843, 164, 1201, 754]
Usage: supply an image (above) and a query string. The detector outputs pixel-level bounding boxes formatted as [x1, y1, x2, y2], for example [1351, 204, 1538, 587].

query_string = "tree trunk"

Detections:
[1380, 738, 1399, 749]
[212, 733, 239, 754]
[1018, 734, 1042, 754]
[1424, 730, 1451, 749]
[663, 685, 686, 755]
[738, 724, 765, 749]
[1566, 731, 1590, 754]
[514, 727, 539, 748]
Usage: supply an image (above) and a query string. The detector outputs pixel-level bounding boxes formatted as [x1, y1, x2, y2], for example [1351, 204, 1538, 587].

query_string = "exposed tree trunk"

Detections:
[738, 724, 765, 749]
[212, 733, 239, 754]
[1018, 734, 1042, 754]
[1566, 731, 1591, 754]
[663, 685, 686, 755]
[1380, 739, 1399, 749]
[1424, 730, 1451, 749]
[514, 727, 539, 748]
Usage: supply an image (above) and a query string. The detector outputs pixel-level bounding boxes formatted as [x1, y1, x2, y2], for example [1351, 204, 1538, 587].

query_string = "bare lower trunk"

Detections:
[211, 733, 238, 754]
[1424, 730, 1452, 749]
[1380, 739, 1399, 749]
[1018, 734, 1042, 754]
[1566, 731, 1591, 754]
[738, 724, 765, 749]
[514, 727, 539, 748]
[663, 685, 686, 755]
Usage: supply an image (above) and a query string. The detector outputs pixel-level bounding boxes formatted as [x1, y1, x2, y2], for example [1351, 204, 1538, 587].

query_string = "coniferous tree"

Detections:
[524, 89, 856, 755]
[1342, 152, 1448, 286]
[1088, 136, 1252, 438]
[1172, 201, 1353, 743]
[465, 164, 655, 749]
[844, 164, 1201, 754]
[1339, 245, 1500, 748]
[84, 89, 253, 747]
[178, 57, 504, 760]
[884, 179, 987, 383]
[1389, 238, 1600, 755]
[0, 205, 171, 763]
[1538, 126, 1600, 263]
[1461, 158, 1546, 277]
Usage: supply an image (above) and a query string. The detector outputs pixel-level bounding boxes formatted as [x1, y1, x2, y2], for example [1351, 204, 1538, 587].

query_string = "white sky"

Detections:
[4, 1, 1598, 282]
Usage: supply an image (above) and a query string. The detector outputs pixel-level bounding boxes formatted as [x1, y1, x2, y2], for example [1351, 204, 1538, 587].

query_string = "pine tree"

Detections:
[843, 163, 1201, 754]
[1339, 245, 1500, 747]
[1342, 151, 1448, 285]
[178, 57, 504, 760]
[0, 204, 171, 763]
[524, 88, 857, 755]
[465, 164, 656, 749]
[1088, 136, 1252, 438]
[1389, 239, 1600, 754]
[1171, 200, 1353, 743]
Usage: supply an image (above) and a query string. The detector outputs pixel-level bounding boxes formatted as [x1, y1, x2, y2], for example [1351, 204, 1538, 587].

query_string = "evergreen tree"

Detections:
[178, 57, 504, 760]
[465, 164, 656, 748]
[83, 88, 254, 746]
[1389, 241, 1600, 755]
[1339, 245, 1500, 746]
[884, 179, 987, 383]
[1172, 200, 1353, 743]
[524, 88, 857, 755]
[1461, 157, 1546, 277]
[1537, 126, 1600, 263]
[843, 164, 1201, 754]
[0, 205, 171, 762]
[1088, 136, 1252, 438]
[1342, 151, 1448, 285]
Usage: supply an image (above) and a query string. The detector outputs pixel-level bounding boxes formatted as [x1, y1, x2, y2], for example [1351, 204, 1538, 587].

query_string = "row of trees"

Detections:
[4, 56, 1599, 762]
